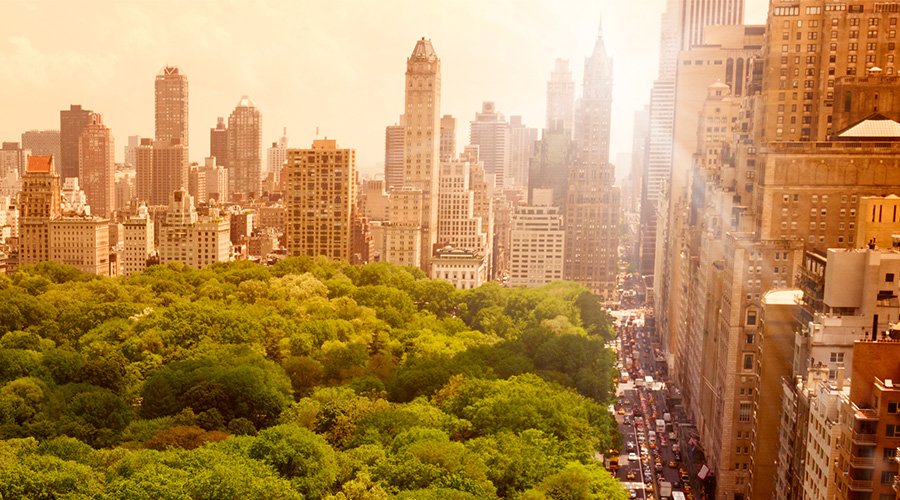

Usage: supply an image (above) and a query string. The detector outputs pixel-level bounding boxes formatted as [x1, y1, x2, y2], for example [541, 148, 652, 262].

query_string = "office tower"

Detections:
[227, 96, 263, 200]
[122, 204, 154, 277]
[134, 138, 154, 204]
[643, 0, 745, 283]
[0, 142, 29, 178]
[78, 113, 115, 218]
[546, 58, 575, 134]
[149, 140, 188, 207]
[49, 210, 109, 276]
[398, 38, 441, 270]
[158, 190, 230, 268]
[563, 24, 619, 301]
[436, 160, 488, 255]
[199, 157, 229, 202]
[267, 128, 289, 184]
[469, 101, 509, 188]
[210, 117, 228, 167]
[124, 135, 141, 167]
[59, 105, 93, 181]
[509, 188, 564, 287]
[759, 1, 900, 142]
[188, 164, 207, 203]
[283, 139, 356, 260]
[18, 156, 61, 266]
[440, 115, 456, 161]
[21, 130, 60, 160]
[155, 66, 189, 148]
[528, 121, 577, 209]
[384, 120, 405, 190]
[507, 116, 538, 189]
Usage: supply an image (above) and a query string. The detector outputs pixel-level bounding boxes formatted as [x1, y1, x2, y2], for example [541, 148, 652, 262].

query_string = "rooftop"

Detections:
[27, 155, 54, 173]
[835, 113, 900, 139]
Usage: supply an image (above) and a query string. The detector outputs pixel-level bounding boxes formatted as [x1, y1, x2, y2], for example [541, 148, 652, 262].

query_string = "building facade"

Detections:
[78, 113, 115, 218]
[227, 96, 263, 200]
[155, 66, 189, 148]
[59, 104, 94, 181]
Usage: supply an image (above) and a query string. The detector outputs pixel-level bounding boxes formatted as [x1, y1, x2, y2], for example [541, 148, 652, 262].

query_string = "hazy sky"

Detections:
[0, 0, 767, 178]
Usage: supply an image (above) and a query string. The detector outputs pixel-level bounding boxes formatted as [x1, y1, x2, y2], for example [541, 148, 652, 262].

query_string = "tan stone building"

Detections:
[18, 156, 61, 266]
[122, 205, 154, 277]
[158, 190, 230, 268]
[436, 159, 488, 260]
[155, 66, 189, 149]
[283, 139, 356, 260]
[431, 246, 487, 290]
[384, 120, 404, 191]
[440, 114, 456, 162]
[49, 214, 109, 276]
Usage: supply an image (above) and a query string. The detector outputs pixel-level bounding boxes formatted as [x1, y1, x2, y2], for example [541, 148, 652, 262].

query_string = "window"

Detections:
[886, 424, 900, 437]
[830, 352, 844, 363]
[744, 354, 754, 370]
[747, 310, 757, 326]
[882, 471, 894, 484]
[746, 334, 755, 344]
[883, 447, 897, 460]
[888, 274, 895, 282]
[889, 401, 900, 414]
[739, 403, 752, 422]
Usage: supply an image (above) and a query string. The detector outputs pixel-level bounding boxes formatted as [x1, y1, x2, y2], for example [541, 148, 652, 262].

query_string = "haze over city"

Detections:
[0, 0, 765, 175]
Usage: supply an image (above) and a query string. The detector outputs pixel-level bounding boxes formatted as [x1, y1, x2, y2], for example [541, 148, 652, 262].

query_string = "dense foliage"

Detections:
[0, 258, 624, 499]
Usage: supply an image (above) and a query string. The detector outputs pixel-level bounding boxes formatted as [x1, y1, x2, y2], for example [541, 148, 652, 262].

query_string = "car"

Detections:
[618, 408, 626, 414]
[628, 453, 639, 462]
[626, 441, 635, 451]
[629, 490, 637, 499]
[655, 462, 663, 471]
[646, 483, 654, 492]
[626, 471, 636, 480]
[668, 460, 678, 468]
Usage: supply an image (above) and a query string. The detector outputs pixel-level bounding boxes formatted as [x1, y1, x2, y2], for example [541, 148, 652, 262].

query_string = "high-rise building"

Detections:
[469, 101, 509, 188]
[0, 142, 29, 179]
[78, 113, 115, 218]
[124, 135, 141, 167]
[528, 120, 577, 209]
[150, 140, 188, 206]
[122, 204, 154, 277]
[384, 120, 405, 190]
[267, 128, 289, 185]
[21, 130, 60, 160]
[546, 58, 575, 134]
[59, 105, 93, 181]
[158, 190, 230, 268]
[18, 156, 61, 266]
[210, 117, 228, 167]
[134, 138, 154, 205]
[154, 66, 189, 148]
[283, 139, 356, 260]
[564, 24, 620, 301]
[759, 0, 900, 142]
[507, 116, 538, 189]
[440, 114, 456, 162]
[436, 159, 488, 255]
[509, 188, 565, 287]
[227, 96, 263, 200]
[396, 38, 441, 270]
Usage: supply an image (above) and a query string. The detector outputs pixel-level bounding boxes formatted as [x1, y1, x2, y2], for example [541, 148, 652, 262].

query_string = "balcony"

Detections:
[854, 408, 880, 421]
[851, 431, 878, 445]
[849, 456, 875, 468]
[893, 475, 899, 493]
[847, 479, 874, 491]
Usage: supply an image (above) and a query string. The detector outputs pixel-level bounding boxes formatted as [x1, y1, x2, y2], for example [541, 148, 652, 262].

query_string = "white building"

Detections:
[123, 204, 155, 277]
[508, 188, 565, 287]
[431, 246, 487, 290]
[159, 189, 230, 268]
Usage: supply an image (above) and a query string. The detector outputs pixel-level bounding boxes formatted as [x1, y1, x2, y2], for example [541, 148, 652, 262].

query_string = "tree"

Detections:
[248, 424, 338, 499]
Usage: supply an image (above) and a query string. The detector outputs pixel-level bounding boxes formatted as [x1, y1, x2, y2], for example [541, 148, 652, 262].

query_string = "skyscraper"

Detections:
[469, 101, 509, 188]
[546, 58, 575, 135]
[154, 66, 189, 148]
[384, 121, 405, 190]
[564, 23, 620, 301]
[440, 114, 456, 161]
[507, 116, 538, 189]
[59, 105, 94, 181]
[267, 128, 289, 185]
[21, 130, 60, 160]
[283, 139, 356, 260]
[18, 156, 61, 266]
[151, 141, 188, 206]
[78, 113, 115, 218]
[210, 117, 228, 167]
[402, 38, 441, 270]
[227, 96, 263, 200]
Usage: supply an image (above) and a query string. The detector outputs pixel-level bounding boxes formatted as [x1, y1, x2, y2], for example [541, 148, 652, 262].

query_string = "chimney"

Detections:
[837, 365, 846, 390]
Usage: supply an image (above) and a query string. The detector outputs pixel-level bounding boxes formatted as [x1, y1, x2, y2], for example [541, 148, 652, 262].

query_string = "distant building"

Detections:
[158, 190, 230, 268]
[227, 95, 263, 200]
[546, 58, 575, 135]
[49, 213, 109, 276]
[267, 130, 289, 187]
[210, 117, 228, 167]
[155, 65, 189, 148]
[123, 135, 141, 167]
[60, 105, 94, 181]
[507, 116, 537, 189]
[440, 114, 457, 162]
[509, 189, 565, 287]
[21, 130, 60, 160]
[78, 113, 115, 217]
[283, 139, 356, 260]
[469, 101, 509, 188]
[384, 120, 404, 190]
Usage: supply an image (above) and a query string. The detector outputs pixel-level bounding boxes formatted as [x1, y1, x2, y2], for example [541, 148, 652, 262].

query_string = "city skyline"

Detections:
[0, 0, 766, 176]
